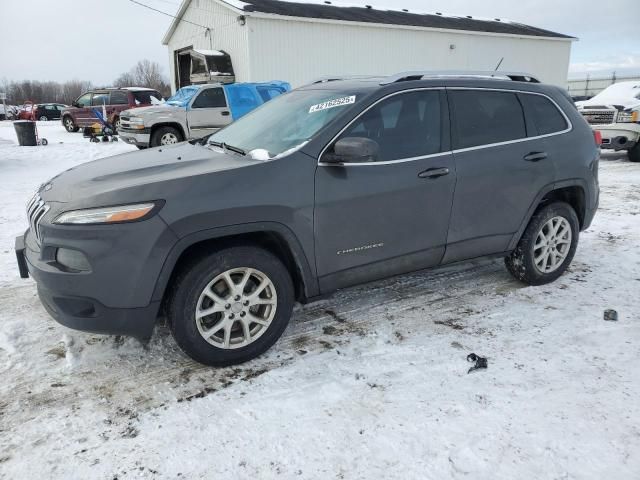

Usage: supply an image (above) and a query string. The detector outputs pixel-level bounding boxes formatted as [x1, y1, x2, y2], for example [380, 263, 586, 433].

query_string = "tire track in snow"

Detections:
[0, 258, 517, 430]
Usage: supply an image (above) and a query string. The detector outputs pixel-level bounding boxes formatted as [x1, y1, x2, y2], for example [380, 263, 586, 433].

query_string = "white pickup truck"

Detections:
[118, 81, 290, 149]
[577, 81, 640, 162]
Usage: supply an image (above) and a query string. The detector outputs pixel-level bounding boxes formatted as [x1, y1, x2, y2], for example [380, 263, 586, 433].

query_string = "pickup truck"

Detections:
[577, 81, 640, 162]
[118, 81, 291, 148]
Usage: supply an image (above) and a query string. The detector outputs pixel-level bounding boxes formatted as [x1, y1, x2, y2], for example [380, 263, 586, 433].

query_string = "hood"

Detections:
[122, 104, 183, 117]
[40, 143, 263, 204]
[581, 82, 640, 110]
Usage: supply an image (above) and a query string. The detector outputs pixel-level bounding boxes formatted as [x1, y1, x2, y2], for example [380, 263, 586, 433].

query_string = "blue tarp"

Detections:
[225, 81, 291, 119]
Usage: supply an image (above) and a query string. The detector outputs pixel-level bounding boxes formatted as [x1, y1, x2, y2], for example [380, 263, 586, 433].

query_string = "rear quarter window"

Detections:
[519, 93, 568, 135]
[450, 90, 526, 149]
[132, 90, 163, 105]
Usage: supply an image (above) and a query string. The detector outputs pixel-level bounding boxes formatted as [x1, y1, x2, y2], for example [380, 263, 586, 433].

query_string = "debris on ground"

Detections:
[604, 309, 618, 321]
[467, 353, 488, 374]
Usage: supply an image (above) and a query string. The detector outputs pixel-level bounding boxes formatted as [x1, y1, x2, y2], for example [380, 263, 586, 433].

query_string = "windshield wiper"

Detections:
[209, 141, 246, 156]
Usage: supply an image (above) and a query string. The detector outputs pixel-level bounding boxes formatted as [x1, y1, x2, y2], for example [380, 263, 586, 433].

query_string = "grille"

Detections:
[26, 193, 49, 243]
[581, 109, 615, 125]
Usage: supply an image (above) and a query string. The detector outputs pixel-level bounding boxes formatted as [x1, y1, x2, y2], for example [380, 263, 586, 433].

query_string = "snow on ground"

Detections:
[0, 122, 639, 479]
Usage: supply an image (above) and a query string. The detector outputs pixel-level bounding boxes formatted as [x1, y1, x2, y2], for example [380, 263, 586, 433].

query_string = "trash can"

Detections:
[13, 120, 37, 146]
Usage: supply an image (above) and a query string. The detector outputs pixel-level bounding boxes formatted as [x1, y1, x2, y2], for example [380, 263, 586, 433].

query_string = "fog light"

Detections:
[56, 248, 91, 272]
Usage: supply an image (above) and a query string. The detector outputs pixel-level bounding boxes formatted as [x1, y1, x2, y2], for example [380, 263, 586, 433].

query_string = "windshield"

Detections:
[208, 89, 367, 158]
[166, 86, 200, 107]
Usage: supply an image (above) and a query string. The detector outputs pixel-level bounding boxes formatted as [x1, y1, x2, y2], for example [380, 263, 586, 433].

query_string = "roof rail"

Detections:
[309, 75, 380, 85]
[380, 71, 541, 85]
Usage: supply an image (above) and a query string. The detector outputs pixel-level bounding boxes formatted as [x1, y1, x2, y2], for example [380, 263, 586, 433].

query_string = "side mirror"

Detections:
[72, 102, 80, 108]
[324, 137, 379, 164]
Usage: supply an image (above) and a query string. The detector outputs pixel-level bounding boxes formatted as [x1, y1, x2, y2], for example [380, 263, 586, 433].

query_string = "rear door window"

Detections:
[450, 90, 526, 149]
[519, 93, 568, 135]
[191, 88, 226, 108]
[91, 92, 109, 106]
[340, 90, 442, 161]
[110, 90, 130, 105]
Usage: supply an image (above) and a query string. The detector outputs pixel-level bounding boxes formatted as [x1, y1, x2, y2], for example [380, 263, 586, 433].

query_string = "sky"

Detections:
[0, 0, 638, 85]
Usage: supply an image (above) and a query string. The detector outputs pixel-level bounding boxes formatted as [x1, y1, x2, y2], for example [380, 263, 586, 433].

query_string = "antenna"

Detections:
[494, 57, 504, 71]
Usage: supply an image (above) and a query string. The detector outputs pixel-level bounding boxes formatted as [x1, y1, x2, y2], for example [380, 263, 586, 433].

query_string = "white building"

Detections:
[162, 0, 575, 92]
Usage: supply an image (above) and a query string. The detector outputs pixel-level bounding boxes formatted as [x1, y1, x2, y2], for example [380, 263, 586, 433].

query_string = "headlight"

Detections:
[126, 117, 145, 129]
[618, 111, 639, 123]
[53, 202, 159, 225]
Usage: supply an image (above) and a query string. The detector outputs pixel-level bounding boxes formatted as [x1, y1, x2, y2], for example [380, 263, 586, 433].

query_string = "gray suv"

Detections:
[15, 72, 600, 366]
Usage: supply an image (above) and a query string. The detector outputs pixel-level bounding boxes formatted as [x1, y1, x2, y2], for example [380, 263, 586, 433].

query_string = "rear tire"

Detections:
[151, 126, 183, 147]
[63, 116, 79, 132]
[628, 144, 640, 163]
[505, 202, 579, 286]
[39, 115, 48, 121]
[168, 246, 294, 366]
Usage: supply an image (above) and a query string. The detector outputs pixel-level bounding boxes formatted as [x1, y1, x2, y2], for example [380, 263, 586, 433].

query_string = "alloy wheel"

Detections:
[160, 132, 178, 145]
[533, 216, 572, 273]
[195, 268, 277, 349]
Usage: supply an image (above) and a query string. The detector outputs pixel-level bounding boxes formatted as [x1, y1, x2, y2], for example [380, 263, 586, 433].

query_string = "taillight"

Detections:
[593, 130, 602, 146]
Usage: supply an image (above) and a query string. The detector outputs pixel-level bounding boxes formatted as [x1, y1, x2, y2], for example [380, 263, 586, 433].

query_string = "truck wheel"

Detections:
[168, 246, 295, 366]
[63, 116, 79, 132]
[505, 202, 579, 286]
[151, 126, 183, 147]
[628, 144, 640, 163]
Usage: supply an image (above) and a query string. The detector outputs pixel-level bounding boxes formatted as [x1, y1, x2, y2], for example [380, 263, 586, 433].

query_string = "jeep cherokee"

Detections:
[15, 71, 600, 366]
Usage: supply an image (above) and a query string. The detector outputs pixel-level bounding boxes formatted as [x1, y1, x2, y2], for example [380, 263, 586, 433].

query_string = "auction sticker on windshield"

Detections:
[309, 95, 356, 113]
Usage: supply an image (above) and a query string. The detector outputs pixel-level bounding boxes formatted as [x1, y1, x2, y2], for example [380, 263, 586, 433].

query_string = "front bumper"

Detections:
[118, 128, 151, 147]
[15, 216, 178, 340]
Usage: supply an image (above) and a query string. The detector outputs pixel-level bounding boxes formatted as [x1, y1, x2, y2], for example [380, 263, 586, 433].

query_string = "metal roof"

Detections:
[163, 0, 574, 45]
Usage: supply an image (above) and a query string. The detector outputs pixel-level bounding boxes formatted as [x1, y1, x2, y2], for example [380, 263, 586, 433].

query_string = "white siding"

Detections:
[247, 17, 572, 87]
[166, 0, 249, 92]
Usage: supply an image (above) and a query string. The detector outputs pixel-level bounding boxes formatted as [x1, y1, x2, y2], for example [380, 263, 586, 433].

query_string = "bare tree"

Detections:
[113, 60, 171, 97]
[60, 79, 93, 105]
[0, 79, 93, 105]
[113, 72, 136, 88]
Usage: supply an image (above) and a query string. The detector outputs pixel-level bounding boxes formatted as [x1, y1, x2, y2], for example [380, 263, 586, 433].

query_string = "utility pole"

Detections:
[585, 74, 590, 97]
[612, 71, 617, 85]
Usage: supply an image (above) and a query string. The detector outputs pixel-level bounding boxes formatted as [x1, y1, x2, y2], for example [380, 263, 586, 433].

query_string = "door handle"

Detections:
[524, 152, 548, 162]
[418, 167, 450, 179]
[221, 111, 230, 116]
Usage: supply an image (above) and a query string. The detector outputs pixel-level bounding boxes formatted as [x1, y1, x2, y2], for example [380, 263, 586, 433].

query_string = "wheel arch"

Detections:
[150, 122, 186, 140]
[508, 180, 588, 251]
[152, 223, 319, 310]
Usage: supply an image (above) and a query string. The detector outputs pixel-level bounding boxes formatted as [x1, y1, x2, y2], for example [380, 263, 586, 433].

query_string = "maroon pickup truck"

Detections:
[61, 87, 162, 132]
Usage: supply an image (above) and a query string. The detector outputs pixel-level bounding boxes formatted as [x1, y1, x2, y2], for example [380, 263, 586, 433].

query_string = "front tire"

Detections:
[168, 246, 294, 366]
[505, 202, 579, 285]
[628, 143, 640, 163]
[63, 116, 79, 132]
[151, 126, 183, 147]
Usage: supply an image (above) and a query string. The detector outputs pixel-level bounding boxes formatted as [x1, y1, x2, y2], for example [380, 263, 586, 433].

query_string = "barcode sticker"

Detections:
[309, 95, 356, 113]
